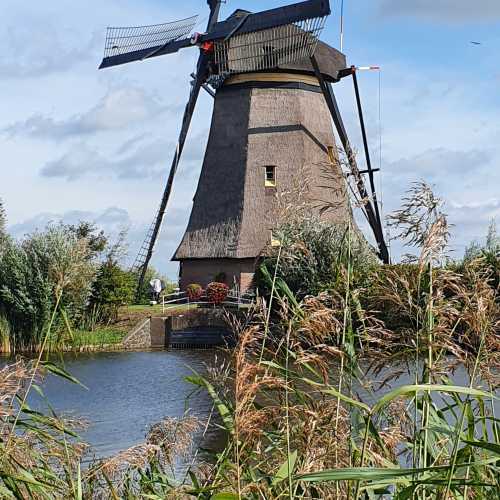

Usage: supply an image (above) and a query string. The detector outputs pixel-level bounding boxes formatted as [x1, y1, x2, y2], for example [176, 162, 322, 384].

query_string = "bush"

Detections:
[459, 219, 500, 292]
[206, 282, 229, 304]
[186, 283, 203, 301]
[89, 262, 135, 322]
[0, 224, 95, 351]
[256, 218, 379, 299]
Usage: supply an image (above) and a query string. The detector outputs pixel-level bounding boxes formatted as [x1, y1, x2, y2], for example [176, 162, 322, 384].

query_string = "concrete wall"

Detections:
[122, 309, 234, 349]
[122, 318, 151, 349]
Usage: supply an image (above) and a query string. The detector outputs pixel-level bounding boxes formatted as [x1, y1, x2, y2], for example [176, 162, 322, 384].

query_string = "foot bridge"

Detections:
[123, 290, 253, 349]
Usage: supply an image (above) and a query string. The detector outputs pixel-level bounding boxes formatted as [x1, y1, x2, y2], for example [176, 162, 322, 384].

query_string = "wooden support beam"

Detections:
[310, 55, 390, 263]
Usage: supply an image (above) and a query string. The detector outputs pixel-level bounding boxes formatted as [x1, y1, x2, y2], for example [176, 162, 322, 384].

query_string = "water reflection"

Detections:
[22, 350, 218, 459]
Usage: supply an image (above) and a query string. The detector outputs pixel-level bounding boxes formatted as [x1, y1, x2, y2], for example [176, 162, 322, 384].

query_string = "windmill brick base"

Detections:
[173, 65, 352, 291]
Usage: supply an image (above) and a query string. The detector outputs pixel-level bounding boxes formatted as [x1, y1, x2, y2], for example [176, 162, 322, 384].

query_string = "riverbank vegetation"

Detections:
[0, 183, 498, 498]
[0, 201, 173, 353]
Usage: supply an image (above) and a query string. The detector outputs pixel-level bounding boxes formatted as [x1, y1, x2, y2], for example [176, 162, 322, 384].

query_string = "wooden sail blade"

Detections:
[99, 15, 198, 69]
[214, 17, 327, 77]
[130, 2, 224, 296]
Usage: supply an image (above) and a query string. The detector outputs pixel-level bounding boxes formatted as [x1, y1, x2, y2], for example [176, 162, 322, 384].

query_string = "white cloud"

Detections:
[0, 23, 98, 79]
[40, 141, 166, 180]
[39, 128, 208, 181]
[8, 207, 131, 240]
[3, 87, 179, 140]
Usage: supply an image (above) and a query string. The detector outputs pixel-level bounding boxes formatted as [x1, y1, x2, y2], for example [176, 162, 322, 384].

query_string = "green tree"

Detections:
[67, 221, 107, 259]
[89, 262, 135, 321]
[0, 198, 8, 253]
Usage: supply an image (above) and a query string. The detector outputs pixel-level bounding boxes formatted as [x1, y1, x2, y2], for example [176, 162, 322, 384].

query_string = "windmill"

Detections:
[99, 0, 389, 295]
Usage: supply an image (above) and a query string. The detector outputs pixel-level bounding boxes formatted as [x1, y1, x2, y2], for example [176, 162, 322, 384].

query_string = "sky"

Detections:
[1, 0, 499, 279]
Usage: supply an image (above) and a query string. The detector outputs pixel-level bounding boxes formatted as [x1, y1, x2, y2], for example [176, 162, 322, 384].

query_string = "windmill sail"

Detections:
[100, 15, 198, 68]
[214, 17, 326, 76]
[99, 1, 330, 70]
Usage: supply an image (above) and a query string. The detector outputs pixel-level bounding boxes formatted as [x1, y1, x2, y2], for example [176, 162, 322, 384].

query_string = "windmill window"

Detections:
[264, 166, 276, 187]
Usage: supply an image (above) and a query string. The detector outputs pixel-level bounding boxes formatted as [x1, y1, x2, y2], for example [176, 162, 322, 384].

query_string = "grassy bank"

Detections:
[0, 303, 193, 354]
[68, 326, 127, 349]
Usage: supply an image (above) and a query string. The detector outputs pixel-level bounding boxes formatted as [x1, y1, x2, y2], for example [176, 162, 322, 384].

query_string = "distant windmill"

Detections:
[99, 0, 389, 295]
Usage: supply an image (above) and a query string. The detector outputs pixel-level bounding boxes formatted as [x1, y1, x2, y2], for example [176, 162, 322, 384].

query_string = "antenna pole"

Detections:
[340, 0, 344, 51]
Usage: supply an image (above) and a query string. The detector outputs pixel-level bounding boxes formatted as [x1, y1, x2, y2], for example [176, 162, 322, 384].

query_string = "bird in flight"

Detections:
[470, 41, 482, 45]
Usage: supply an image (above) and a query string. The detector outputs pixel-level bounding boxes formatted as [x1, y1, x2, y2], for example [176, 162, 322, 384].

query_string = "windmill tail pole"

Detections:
[310, 55, 390, 264]
[351, 67, 384, 243]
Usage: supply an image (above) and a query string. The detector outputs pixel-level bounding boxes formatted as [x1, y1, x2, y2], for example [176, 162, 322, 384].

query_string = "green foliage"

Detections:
[0, 199, 9, 258]
[89, 261, 135, 321]
[70, 327, 126, 348]
[460, 219, 500, 291]
[67, 221, 107, 259]
[0, 314, 11, 353]
[256, 219, 379, 299]
[0, 198, 6, 236]
[0, 224, 95, 351]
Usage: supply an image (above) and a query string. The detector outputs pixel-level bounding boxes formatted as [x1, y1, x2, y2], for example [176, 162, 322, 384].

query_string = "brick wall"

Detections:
[180, 258, 256, 292]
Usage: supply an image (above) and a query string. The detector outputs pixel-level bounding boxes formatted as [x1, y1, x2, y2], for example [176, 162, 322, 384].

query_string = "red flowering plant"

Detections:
[206, 282, 229, 305]
[186, 283, 203, 302]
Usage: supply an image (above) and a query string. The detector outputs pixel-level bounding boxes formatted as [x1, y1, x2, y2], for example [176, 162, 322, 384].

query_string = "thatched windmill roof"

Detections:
[173, 41, 351, 261]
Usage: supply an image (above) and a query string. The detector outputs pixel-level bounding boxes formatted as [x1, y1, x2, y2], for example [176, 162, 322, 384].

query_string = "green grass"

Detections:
[70, 327, 126, 347]
[125, 303, 196, 314]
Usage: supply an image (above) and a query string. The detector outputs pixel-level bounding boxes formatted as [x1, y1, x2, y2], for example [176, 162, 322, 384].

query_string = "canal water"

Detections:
[3, 350, 218, 459]
[1, 350, 497, 461]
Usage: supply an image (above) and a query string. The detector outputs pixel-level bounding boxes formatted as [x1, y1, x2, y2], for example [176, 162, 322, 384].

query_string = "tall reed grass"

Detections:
[0, 183, 498, 498]
[180, 182, 499, 498]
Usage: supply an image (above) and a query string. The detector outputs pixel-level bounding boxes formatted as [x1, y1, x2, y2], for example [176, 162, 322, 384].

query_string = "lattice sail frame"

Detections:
[103, 15, 198, 58]
[213, 16, 326, 76]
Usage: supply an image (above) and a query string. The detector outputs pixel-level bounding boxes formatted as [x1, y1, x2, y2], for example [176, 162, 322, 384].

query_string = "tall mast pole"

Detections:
[340, 0, 344, 52]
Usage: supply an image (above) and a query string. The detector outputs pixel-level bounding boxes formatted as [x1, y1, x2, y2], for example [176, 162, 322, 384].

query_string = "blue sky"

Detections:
[1, 0, 499, 279]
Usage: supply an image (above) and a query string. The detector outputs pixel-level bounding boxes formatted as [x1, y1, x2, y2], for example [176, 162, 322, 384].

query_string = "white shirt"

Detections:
[150, 278, 162, 293]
